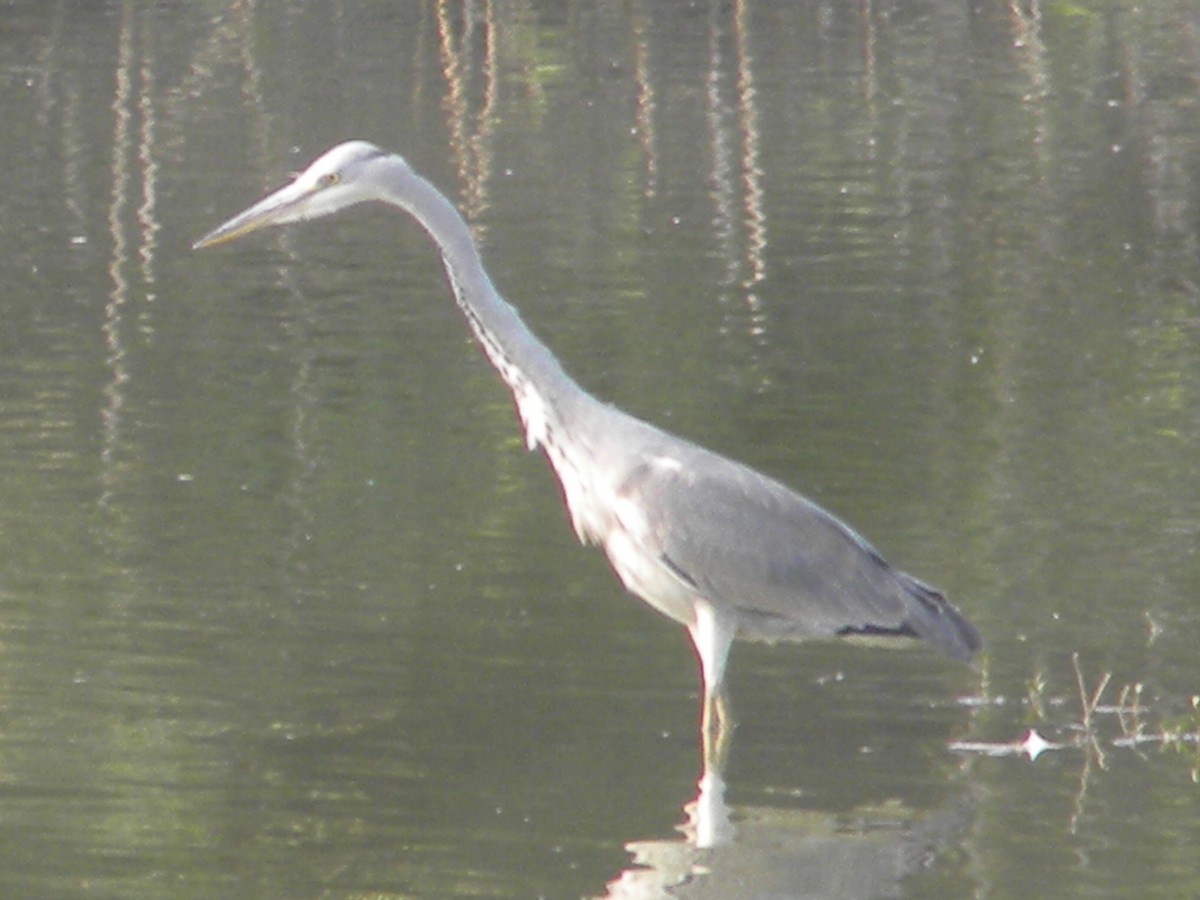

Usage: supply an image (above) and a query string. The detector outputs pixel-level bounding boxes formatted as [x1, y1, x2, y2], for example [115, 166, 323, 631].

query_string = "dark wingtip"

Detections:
[899, 573, 981, 663]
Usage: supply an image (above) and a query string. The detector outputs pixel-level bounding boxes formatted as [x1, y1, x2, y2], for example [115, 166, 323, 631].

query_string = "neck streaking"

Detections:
[379, 159, 613, 545]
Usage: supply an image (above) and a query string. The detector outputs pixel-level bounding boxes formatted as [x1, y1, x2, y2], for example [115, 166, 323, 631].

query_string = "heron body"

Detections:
[196, 141, 981, 762]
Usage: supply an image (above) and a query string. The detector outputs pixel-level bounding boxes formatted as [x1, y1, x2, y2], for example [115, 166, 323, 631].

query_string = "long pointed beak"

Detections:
[193, 178, 314, 250]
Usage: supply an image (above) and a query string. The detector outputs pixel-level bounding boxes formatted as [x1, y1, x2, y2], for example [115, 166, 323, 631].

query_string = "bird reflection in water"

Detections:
[604, 764, 970, 898]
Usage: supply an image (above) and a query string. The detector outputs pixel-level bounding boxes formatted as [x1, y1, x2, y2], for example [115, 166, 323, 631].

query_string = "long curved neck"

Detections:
[378, 158, 594, 454]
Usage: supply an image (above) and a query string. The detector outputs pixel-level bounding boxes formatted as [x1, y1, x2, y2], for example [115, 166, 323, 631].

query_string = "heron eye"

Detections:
[318, 172, 340, 188]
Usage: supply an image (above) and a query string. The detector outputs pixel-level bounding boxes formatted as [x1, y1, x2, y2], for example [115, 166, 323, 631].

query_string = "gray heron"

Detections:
[195, 141, 980, 764]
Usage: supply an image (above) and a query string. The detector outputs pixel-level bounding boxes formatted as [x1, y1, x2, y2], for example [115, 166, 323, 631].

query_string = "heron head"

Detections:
[194, 141, 396, 249]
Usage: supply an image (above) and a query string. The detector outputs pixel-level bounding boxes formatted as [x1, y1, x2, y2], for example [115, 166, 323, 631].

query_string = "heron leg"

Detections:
[690, 601, 737, 772]
[701, 684, 733, 772]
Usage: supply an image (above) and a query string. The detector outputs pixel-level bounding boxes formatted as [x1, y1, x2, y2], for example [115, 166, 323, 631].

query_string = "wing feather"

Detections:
[616, 437, 978, 659]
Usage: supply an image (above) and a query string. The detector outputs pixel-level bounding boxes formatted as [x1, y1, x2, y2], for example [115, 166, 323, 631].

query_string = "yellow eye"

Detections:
[318, 172, 340, 188]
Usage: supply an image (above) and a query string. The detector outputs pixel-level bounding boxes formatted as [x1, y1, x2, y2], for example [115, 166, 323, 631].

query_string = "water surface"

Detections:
[2, 2, 1199, 897]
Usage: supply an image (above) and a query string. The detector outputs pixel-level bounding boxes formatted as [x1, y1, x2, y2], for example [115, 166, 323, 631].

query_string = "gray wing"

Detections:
[619, 439, 980, 661]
